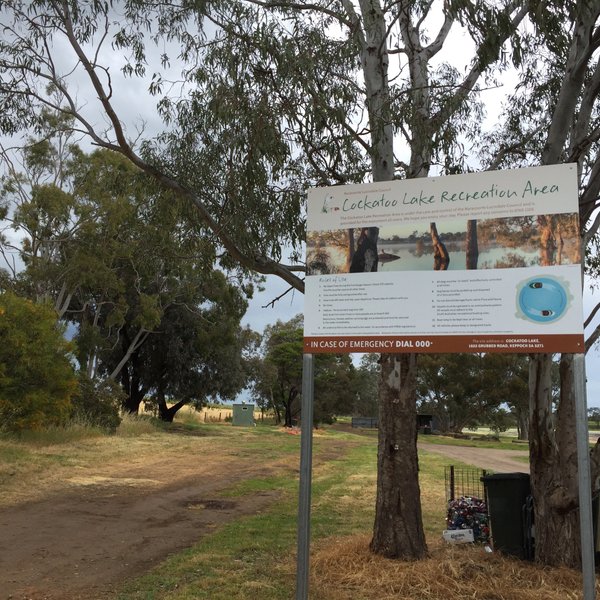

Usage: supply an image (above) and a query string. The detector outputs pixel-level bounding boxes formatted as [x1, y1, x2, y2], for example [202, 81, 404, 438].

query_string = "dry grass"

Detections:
[0, 421, 229, 507]
[311, 535, 595, 600]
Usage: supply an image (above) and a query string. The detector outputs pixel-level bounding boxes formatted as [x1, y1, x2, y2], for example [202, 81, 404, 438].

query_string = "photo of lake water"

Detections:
[305, 213, 581, 275]
[378, 242, 540, 272]
[306, 238, 580, 275]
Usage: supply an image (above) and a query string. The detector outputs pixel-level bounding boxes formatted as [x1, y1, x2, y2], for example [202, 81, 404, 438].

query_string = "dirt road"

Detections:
[1, 430, 529, 600]
[419, 442, 530, 473]
[0, 430, 306, 600]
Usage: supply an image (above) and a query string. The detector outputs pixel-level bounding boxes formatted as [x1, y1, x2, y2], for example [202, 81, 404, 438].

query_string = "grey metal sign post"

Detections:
[574, 353, 596, 600]
[296, 353, 314, 600]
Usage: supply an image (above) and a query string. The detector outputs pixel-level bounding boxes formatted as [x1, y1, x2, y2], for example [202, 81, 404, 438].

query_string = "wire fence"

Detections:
[445, 465, 488, 502]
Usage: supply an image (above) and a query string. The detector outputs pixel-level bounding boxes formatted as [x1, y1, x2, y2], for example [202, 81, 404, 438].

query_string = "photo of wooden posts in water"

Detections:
[306, 213, 580, 275]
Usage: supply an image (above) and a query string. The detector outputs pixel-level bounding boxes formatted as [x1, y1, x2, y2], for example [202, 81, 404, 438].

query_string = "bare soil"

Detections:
[419, 441, 530, 473]
[0, 429, 302, 600]
[0, 428, 528, 600]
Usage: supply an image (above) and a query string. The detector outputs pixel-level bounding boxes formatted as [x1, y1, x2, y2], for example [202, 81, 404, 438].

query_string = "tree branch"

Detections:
[423, 8, 453, 60]
[262, 283, 301, 309]
[432, 3, 529, 131]
[585, 301, 600, 330]
[243, 0, 354, 28]
[52, 2, 306, 293]
[585, 322, 600, 353]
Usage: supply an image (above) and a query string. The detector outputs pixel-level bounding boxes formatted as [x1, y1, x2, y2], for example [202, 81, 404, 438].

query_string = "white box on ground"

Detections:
[442, 529, 474, 544]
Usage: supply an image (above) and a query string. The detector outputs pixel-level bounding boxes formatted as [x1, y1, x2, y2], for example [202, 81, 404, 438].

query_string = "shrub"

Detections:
[0, 292, 77, 432]
[71, 375, 124, 432]
[116, 413, 160, 436]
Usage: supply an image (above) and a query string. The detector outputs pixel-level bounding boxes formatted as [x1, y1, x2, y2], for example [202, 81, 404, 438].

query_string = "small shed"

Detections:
[232, 403, 255, 426]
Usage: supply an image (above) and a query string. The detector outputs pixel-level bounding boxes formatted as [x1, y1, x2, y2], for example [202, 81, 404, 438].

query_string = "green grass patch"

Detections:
[116, 430, 377, 600]
[116, 429, 465, 600]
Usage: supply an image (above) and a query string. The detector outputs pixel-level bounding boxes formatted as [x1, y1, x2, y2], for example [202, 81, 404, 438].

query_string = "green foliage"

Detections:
[0, 292, 77, 431]
[2, 124, 255, 415]
[253, 315, 304, 427]
[486, 407, 514, 434]
[134, 282, 253, 420]
[352, 354, 380, 417]
[417, 353, 510, 433]
[314, 353, 356, 424]
[251, 315, 360, 426]
[70, 375, 124, 433]
[588, 407, 600, 429]
[417, 353, 559, 436]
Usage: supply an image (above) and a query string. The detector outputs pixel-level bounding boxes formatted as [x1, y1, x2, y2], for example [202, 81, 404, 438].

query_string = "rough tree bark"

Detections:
[526, 1, 600, 567]
[370, 353, 426, 558]
[529, 353, 581, 567]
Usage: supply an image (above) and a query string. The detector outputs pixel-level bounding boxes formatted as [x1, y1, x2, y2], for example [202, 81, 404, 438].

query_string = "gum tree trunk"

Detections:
[370, 354, 427, 558]
[526, 2, 600, 566]
[529, 353, 581, 566]
[355, 0, 428, 559]
[430, 222, 450, 271]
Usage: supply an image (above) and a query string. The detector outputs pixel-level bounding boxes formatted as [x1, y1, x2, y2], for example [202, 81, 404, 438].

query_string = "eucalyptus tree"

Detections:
[482, 353, 531, 441]
[253, 314, 304, 428]
[251, 314, 358, 426]
[352, 354, 379, 418]
[313, 352, 357, 424]
[480, 1, 600, 567]
[129, 289, 253, 421]
[0, 109, 83, 314]
[417, 353, 537, 438]
[416, 353, 495, 434]
[68, 148, 253, 405]
[0, 0, 528, 560]
[1, 126, 252, 412]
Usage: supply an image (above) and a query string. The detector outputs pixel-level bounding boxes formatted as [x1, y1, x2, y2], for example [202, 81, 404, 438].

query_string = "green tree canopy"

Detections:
[416, 353, 494, 433]
[352, 354, 379, 418]
[128, 277, 254, 421]
[251, 314, 358, 427]
[2, 120, 255, 415]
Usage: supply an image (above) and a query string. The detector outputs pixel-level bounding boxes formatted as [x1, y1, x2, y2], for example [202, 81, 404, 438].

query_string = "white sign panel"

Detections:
[304, 164, 584, 354]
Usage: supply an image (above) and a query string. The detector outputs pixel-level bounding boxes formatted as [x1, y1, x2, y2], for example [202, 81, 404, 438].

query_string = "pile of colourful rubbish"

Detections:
[446, 496, 490, 543]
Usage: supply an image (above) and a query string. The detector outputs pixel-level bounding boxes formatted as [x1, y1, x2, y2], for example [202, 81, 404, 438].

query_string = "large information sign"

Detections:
[304, 164, 584, 354]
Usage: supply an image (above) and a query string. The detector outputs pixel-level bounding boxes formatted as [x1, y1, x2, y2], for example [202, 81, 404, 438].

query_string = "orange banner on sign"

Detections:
[303, 334, 584, 354]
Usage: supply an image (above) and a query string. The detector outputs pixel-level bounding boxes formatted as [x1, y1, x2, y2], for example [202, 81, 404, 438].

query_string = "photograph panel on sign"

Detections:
[306, 212, 580, 276]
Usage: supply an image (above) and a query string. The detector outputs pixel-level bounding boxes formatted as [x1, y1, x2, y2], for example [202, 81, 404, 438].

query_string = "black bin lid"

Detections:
[481, 472, 529, 482]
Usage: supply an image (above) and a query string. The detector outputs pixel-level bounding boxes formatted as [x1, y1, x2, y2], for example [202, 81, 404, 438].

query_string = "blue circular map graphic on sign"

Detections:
[518, 277, 568, 323]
